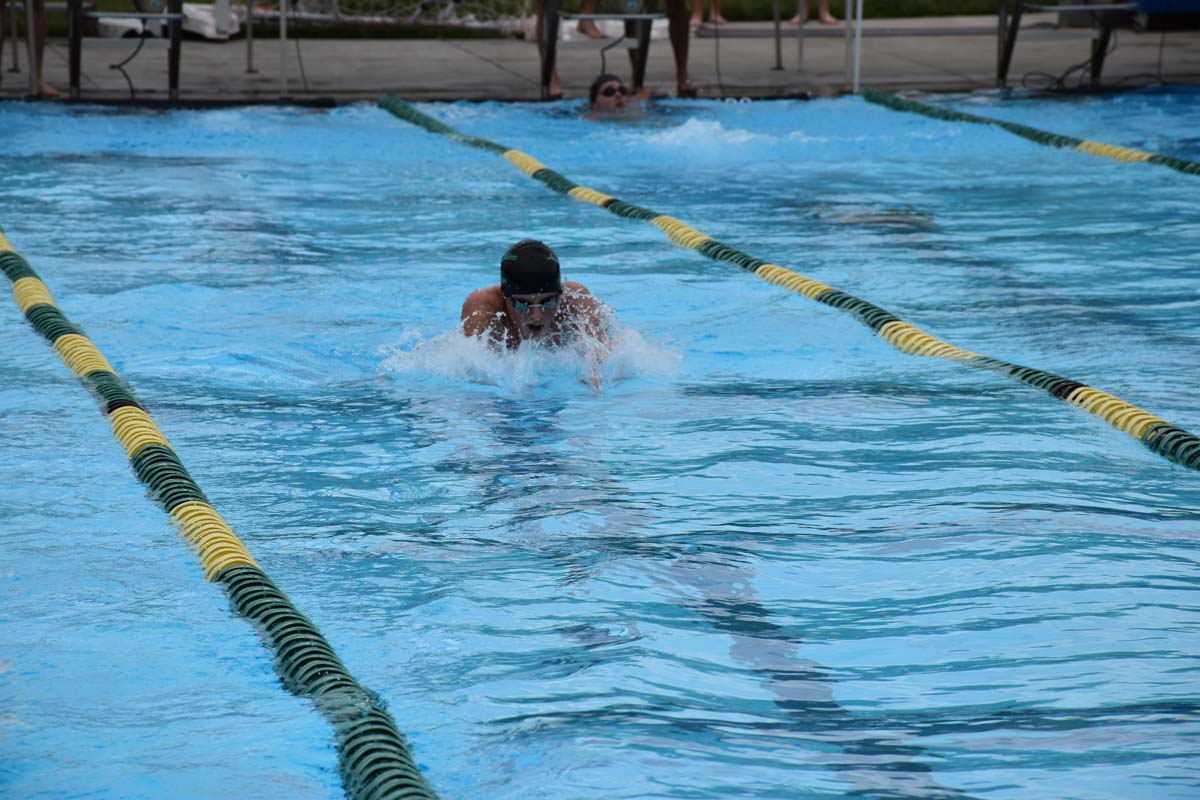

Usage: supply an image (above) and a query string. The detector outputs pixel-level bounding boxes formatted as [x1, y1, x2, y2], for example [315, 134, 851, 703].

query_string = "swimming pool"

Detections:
[2, 89, 1198, 799]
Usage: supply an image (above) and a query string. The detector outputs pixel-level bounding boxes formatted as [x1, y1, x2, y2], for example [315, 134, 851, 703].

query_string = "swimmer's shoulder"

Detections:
[561, 281, 602, 315]
[462, 285, 510, 341]
[462, 285, 504, 316]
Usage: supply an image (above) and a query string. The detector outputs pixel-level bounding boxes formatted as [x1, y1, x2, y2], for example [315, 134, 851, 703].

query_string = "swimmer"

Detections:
[589, 73, 634, 114]
[585, 73, 665, 118]
[537, 0, 695, 100]
[461, 239, 611, 352]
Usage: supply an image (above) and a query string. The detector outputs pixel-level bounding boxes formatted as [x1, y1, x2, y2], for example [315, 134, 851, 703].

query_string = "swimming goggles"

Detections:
[599, 85, 629, 97]
[511, 294, 560, 312]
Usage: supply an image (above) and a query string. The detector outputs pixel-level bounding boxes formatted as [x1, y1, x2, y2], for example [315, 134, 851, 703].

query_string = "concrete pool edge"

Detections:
[5, 15, 1199, 105]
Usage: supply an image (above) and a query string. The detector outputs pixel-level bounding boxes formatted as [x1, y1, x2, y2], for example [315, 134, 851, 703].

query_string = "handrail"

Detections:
[1021, 2, 1136, 10]
[83, 10, 186, 19]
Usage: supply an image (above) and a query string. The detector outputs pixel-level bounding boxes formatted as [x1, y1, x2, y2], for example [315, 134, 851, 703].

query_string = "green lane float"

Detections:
[379, 95, 1200, 472]
[862, 90, 1200, 176]
[1, 230, 438, 800]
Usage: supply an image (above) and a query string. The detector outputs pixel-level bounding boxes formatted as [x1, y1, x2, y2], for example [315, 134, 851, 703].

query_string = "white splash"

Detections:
[378, 325, 681, 395]
[641, 118, 767, 147]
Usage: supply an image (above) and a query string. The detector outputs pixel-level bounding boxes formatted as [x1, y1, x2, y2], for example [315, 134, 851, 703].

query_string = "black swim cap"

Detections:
[500, 240, 561, 297]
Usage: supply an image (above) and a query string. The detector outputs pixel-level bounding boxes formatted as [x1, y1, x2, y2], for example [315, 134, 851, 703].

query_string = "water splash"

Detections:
[640, 118, 768, 147]
[378, 324, 681, 395]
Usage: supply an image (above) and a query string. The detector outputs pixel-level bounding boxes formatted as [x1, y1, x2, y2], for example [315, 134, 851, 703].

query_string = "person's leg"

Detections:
[577, 0, 606, 39]
[33, 0, 56, 95]
[709, 0, 726, 25]
[535, 0, 563, 98]
[665, 0, 694, 96]
[690, 0, 702, 29]
[816, 0, 836, 24]
[0, 0, 6, 86]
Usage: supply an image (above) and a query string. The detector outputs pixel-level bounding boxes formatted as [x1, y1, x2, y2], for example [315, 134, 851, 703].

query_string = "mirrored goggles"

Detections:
[511, 294, 561, 312]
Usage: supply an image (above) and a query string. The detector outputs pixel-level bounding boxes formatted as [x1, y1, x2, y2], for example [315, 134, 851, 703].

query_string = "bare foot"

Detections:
[577, 19, 607, 39]
[37, 81, 60, 99]
[711, 13, 728, 24]
[788, 12, 837, 24]
[676, 80, 698, 98]
[690, 14, 702, 28]
[547, 71, 562, 101]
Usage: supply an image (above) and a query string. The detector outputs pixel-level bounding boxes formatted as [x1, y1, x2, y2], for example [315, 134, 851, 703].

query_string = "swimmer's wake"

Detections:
[378, 94, 1200, 473]
[379, 325, 680, 395]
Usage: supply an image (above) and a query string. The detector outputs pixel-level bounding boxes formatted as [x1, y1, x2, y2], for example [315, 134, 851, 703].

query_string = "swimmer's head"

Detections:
[589, 73, 629, 111]
[500, 239, 561, 298]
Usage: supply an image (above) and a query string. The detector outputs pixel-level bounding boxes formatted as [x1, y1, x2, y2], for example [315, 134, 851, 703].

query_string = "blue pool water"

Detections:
[2, 90, 1199, 800]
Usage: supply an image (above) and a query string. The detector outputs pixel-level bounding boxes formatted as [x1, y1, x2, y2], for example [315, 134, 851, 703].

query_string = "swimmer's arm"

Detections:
[563, 285, 611, 392]
[461, 290, 504, 341]
[578, 296, 613, 352]
[563, 284, 612, 351]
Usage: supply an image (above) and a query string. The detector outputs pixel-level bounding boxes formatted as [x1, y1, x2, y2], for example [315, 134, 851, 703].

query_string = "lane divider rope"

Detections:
[1, 230, 439, 800]
[861, 90, 1200, 176]
[379, 95, 1200, 471]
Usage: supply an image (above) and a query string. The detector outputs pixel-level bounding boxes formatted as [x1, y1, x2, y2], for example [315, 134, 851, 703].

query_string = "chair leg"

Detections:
[1091, 22, 1114, 84]
[168, 0, 182, 99]
[68, 0, 81, 98]
[997, 1, 1023, 89]
[7, 2, 22, 73]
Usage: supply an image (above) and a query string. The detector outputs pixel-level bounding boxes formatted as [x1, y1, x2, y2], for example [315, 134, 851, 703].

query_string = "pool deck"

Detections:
[2, 12, 1198, 104]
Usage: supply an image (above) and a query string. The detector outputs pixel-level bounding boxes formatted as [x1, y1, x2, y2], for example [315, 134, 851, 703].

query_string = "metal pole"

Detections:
[279, 0, 288, 97]
[68, 0, 81, 98]
[246, 0, 257, 73]
[843, 1, 852, 86]
[26, 0, 38, 95]
[852, 0, 863, 92]
[771, 0, 782, 70]
[996, 0, 1006, 87]
[8, 2, 20, 72]
[168, 0, 182, 100]
[795, 0, 805, 70]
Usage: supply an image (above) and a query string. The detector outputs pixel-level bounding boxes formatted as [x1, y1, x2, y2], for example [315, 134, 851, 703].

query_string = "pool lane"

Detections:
[861, 90, 1200, 176]
[379, 95, 1200, 474]
[1, 229, 439, 800]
